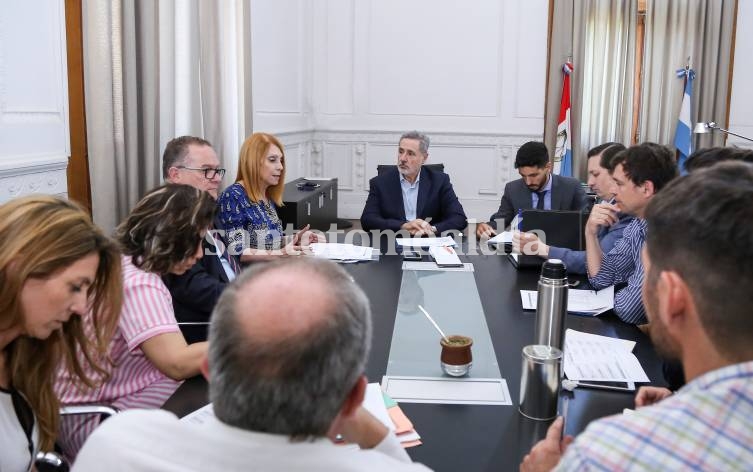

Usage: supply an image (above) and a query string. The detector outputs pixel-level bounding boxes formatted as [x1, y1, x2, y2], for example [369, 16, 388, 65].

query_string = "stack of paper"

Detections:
[396, 236, 457, 248]
[487, 231, 513, 244]
[520, 285, 614, 316]
[428, 245, 463, 267]
[308, 243, 374, 262]
[563, 329, 649, 382]
[364, 383, 421, 447]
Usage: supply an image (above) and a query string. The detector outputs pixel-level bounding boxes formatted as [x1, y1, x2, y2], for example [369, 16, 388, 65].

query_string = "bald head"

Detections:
[208, 258, 372, 438]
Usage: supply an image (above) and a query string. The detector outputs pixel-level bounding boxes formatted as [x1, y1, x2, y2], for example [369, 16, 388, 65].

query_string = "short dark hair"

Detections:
[115, 184, 216, 274]
[645, 162, 753, 359]
[209, 258, 372, 439]
[515, 141, 549, 168]
[599, 143, 627, 171]
[587, 142, 620, 157]
[684, 147, 753, 173]
[162, 136, 213, 179]
[609, 142, 678, 192]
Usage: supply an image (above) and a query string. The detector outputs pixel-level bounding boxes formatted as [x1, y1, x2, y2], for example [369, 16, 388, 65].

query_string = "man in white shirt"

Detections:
[73, 258, 432, 472]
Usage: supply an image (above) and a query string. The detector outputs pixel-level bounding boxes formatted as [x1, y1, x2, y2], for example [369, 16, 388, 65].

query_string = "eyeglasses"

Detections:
[175, 166, 226, 179]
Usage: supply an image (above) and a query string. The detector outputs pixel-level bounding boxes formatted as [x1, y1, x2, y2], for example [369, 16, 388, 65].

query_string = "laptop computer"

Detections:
[508, 210, 587, 269]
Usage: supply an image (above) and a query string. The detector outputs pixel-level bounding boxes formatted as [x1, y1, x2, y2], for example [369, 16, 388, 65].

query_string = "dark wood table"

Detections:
[163, 245, 667, 472]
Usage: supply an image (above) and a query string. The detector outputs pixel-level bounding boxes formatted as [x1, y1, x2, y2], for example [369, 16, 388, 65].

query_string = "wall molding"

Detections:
[0, 153, 68, 202]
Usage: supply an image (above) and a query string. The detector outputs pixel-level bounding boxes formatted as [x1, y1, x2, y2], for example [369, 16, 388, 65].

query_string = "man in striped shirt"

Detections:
[521, 162, 753, 471]
[585, 143, 677, 324]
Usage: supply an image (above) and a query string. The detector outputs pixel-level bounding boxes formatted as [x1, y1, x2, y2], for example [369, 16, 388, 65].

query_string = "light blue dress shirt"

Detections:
[400, 170, 421, 221]
[531, 173, 553, 210]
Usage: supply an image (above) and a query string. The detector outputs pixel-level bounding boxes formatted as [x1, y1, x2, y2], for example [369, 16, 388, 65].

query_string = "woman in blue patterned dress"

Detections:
[218, 132, 322, 261]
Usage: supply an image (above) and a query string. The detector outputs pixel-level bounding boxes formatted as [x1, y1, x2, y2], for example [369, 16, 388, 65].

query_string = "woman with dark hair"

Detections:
[0, 196, 122, 472]
[218, 132, 323, 261]
[55, 184, 215, 457]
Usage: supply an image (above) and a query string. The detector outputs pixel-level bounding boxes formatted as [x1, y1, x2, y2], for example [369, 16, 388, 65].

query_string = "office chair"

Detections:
[376, 163, 445, 175]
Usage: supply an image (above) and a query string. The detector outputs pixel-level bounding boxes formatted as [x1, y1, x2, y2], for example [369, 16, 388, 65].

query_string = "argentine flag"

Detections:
[674, 67, 695, 173]
[554, 62, 573, 177]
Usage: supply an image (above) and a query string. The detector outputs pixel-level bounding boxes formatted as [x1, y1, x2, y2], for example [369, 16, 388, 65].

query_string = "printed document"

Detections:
[563, 329, 649, 382]
[520, 286, 614, 315]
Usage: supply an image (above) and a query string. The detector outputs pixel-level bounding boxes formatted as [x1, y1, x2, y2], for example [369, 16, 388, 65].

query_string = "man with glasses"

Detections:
[162, 136, 241, 343]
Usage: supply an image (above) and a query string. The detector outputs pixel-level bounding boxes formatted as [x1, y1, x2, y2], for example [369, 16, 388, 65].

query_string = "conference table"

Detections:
[163, 239, 667, 472]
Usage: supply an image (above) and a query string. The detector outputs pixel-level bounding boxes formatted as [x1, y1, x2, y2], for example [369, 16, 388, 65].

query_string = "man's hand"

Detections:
[520, 417, 574, 472]
[476, 222, 497, 239]
[635, 386, 672, 408]
[401, 218, 434, 236]
[334, 406, 389, 450]
[513, 231, 549, 257]
[586, 203, 619, 236]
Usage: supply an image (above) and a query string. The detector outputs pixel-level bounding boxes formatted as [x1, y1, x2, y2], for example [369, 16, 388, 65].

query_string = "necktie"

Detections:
[536, 191, 546, 210]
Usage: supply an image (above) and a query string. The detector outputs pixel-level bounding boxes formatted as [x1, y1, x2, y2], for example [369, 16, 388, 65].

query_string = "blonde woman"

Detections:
[55, 184, 214, 457]
[217, 132, 323, 261]
[0, 196, 122, 472]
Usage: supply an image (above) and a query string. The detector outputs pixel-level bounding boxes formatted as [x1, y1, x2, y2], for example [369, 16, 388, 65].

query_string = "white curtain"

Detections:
[545, 0, 637, 179]
[82, 0, 253, 232]
[639, 0, 736, 149]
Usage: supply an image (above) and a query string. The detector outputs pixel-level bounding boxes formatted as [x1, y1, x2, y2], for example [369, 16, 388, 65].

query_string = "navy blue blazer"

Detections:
[488, 174, 588, 230]
[163, 214, 240, 343]
[360, 166, 467, 233]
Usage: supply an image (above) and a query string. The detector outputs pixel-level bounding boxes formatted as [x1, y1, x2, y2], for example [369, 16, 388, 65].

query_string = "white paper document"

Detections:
[563, 329, 649, 382]
[488, 231, 513, 244]
[308, 243, 374, 261]
[428, 245, 463, 267]
[381, 376, 512, 405]
[520, 286, 614, 316]
[396, 237, 457, 248]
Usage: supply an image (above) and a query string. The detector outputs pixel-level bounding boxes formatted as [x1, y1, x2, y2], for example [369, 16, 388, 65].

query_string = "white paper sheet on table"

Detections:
[488, 231, 513, 244]
[563, 329, 649, 382]
[395, 237, 457, 248]
[309, 243, 373, 261]
[381, 376, 512, 405]
[520, 286, 614, 315]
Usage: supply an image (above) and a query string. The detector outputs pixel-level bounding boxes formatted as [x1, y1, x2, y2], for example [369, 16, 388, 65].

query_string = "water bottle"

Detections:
[534, 259, 568, 350]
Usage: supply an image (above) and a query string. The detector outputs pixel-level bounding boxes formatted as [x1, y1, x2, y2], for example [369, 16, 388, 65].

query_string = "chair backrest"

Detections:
[376, 163, 445, 176]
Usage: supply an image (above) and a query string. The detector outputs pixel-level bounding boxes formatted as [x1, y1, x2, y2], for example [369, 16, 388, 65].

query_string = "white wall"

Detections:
[251, 0, 549, 220]
[728, 0, 753, 149]
[0, 0, 70, 202]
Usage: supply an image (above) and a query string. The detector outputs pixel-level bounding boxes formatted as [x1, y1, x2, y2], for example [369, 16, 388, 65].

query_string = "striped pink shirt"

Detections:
[55, 256, 183, 456]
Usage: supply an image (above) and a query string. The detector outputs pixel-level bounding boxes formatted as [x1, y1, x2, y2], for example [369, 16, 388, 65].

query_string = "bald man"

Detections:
[73, 258, 432, 472]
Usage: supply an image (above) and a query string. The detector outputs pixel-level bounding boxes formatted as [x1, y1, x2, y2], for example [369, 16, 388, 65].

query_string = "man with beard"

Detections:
[476, 141, 588, 237]
[520, 162, 753, 471]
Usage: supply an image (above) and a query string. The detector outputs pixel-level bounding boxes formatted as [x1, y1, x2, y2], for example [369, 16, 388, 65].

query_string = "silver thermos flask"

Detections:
[534, 259, 568, 350]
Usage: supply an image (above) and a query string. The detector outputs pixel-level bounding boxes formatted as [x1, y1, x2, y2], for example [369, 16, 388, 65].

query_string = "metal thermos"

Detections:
[519, 345, 563, 420]
[534, 259, 568, 350]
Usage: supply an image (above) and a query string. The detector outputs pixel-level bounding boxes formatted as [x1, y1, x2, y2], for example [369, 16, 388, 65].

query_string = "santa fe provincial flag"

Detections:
[554, 62, 573, 176]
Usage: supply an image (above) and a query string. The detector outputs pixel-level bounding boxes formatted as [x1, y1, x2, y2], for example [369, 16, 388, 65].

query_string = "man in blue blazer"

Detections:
[161, 136, 241, 343]
[361, 131, 467, 235]
[476, 141, 588, 237]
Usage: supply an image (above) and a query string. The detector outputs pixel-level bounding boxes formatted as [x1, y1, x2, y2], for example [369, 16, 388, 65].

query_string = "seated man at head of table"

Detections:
[360, 131, 467, 236]
[521, 161, 753, 471]
[585, 143, 677, 325]
[475, 141, 588, 238]
[513, 142, 633, 274]
[161, 135, 241, 343]
[72, 258, 432, 472]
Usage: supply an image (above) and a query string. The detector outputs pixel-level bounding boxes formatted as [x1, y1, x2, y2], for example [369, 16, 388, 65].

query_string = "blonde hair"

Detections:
[0, 196, 122, 450]
[234, 132, 286, 206]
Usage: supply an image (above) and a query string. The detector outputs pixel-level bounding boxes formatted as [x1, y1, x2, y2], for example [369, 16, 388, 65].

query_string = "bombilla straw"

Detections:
[417, 305, 449, 342]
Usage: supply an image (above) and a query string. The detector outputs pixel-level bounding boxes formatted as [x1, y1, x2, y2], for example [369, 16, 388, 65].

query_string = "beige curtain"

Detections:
[639, 0, 736, 149]
[82, 0, 253, 232]
[545, 0, 637, 179]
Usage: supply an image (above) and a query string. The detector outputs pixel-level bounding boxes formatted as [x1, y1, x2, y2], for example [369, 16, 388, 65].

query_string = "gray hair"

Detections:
[208, 258, 372, 439]
[400, 131, 430, 155]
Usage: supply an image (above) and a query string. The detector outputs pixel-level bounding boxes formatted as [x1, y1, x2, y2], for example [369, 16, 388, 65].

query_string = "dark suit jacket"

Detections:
[163, 215, 241, 343]
[488, 174, 588, 230]
[360, 166, 467, 233]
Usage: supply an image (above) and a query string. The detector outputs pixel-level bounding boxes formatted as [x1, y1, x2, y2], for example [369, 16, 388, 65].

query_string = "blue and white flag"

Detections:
[674, 67, 695, 173]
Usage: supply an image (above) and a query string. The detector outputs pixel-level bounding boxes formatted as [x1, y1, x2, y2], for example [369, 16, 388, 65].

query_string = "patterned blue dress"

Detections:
[217, 183, 284, 253]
